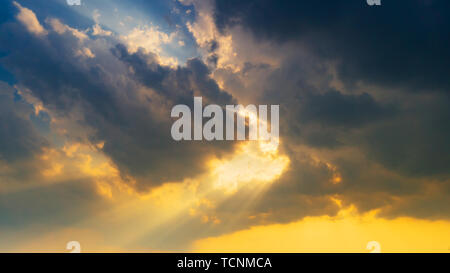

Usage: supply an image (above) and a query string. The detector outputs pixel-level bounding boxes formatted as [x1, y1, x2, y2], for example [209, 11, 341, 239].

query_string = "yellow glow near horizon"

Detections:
[192, 207, 450, 253]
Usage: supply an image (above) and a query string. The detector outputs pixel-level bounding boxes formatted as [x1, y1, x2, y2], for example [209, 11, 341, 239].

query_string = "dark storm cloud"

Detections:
[255, 52, 450, 218]
[361, 94, 450, 178]
[0, 17, 236, 191]
[257, 54, 397, 148]
[297, 90, 395, 128]
[214, 0, 450, 93]
[209, 0, 450, 221]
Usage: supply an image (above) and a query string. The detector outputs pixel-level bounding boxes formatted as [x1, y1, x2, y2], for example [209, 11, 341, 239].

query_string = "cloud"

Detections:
[47, 18, 88, 41]
[214, 0, 450, 93]
[120, 25, 179, 67]
[166, 0, 450, 224]
[360, 94, 450, 177]
[12, 1, 46, 35]
[121, 26, 174, 54]
[0, 82, 47, 164]
[0, 14, 237, 192]
[91, 24, 112, 37]
[0, 81, 51, 197]
[1, 1, 450, 251]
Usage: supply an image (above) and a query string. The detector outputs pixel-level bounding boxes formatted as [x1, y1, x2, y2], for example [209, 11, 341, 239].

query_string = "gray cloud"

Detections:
[0, 17, 237, 191]
[214, 0, 450, 93]
[205, 24, 450, 222]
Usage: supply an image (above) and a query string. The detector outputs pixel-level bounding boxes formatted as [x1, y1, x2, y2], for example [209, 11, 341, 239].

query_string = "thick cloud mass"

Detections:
[215, 0, 450, 92]
[0, 17, 236, 191]
[211, 0, 450, 220]
[1, 0, 450, 251]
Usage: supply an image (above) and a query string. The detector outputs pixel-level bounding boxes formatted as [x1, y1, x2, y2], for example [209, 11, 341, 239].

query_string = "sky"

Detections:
[0, 0, 449, 253]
